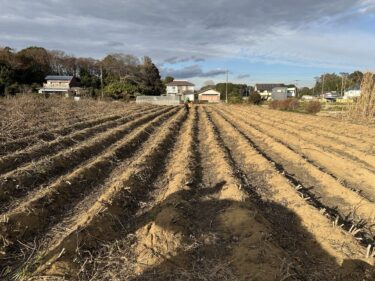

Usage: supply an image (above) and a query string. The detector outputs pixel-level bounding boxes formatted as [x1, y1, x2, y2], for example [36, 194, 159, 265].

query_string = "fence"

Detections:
[136, 95, 181, 106]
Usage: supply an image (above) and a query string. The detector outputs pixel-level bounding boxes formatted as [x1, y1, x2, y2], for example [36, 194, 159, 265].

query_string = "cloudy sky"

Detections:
[1, 0, 375, 87]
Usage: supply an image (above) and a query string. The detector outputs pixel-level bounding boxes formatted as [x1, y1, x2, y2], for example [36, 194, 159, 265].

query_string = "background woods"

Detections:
[0, 46, 164, 99]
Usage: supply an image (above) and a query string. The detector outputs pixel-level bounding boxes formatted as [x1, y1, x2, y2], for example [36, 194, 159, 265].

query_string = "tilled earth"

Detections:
[1, 103, 375, 280]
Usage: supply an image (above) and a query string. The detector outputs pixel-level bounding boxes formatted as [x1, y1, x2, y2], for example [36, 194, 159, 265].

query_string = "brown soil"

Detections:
[1, 102, 374, 281]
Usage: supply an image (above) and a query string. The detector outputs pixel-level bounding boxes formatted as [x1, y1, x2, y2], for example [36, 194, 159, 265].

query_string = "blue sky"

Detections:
[1, 0, 375, 88]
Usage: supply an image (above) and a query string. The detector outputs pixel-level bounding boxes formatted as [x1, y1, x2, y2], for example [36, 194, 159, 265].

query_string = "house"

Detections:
[271, 87, 288, 100]
[166, 80, 195, 101]
[344, 85, 361, 98]
[198, 89, 221, 103]
[301, 95, 316, 101]
[287, 87, 297, 97]
[38, 75, 81, 95]
[321, 92, 338, 102]
[255, 84, 284, 100]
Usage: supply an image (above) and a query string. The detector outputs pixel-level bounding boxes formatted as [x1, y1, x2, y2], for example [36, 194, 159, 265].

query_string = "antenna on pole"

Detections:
[225, 70, 228, 104]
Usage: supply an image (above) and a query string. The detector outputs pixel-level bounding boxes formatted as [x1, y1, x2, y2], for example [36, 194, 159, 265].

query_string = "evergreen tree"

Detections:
[138, 56, 165, 95]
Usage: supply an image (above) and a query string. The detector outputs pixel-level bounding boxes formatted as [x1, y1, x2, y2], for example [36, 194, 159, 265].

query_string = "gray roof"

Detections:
[45, 75, 74, 81]
[167, 81, 195, 86]
[256, 83, 284, 92]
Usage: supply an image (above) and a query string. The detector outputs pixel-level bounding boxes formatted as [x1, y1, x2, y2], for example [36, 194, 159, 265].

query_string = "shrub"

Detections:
[270, 98, 299, 111]
[228, 91, 243, 104]
[278, 99, 290, 110]
[287, 98, 300, 110]
[304, 101, 322, 114]
[248, 92, 262, 105]
[269, 100, 279, 109]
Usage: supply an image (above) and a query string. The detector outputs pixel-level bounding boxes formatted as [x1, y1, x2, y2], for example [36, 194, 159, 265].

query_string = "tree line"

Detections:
[299, 71, 364, 97]
[0, 46, 165, 98]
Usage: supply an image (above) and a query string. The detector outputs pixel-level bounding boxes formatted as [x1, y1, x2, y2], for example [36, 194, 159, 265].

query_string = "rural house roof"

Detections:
[198, 89, 221, 95]
[167, 81, 195, 86]
[45, 75, 74, 81]
[256, 83, 284, 92]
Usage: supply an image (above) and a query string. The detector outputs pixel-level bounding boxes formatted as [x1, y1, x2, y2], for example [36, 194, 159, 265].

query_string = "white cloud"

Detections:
[0, 0, 374, 77]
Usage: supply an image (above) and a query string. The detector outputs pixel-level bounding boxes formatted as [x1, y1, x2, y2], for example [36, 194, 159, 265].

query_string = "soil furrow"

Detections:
[234, 107, 375, 171]
[242, 106, 374, 153]
[0, 107, 176, 211]
[198, 106, 299, 281]
[214, 108, 375, 249]
[1, 113, 123, 156]
[0, 107, 161, 174]
[126, 107, 201, 279]
[248, 106, 375, 145]
[219, 107, 366, 197]
[23, 108, 187, 279]
[1, 104, 149, 146]
[219, 106, 375, 201]
[205, 106, 374, 280]
[0, 108, 182, 279]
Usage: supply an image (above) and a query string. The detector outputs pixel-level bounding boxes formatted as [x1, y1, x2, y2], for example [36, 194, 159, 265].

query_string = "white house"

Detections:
[255, 84, 297, 99]
[287, 87, 297, 97]
[166, 80, 195, 101]
[255, 84, 284, 100]
[39, 76, 81, 95]
[344, 85, 361, 98]
[198, 89, 221, 103]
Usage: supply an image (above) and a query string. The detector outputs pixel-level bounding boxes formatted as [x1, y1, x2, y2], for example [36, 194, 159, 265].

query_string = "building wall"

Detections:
[166, 85, 178, 94]
[260, 91, 271, 99]
[183, 93, 195, 102]
[136, 95, 181, 105]
[44, 80, 70, 89]
[272, 87, 288, 100]
[199, 94, 220, 103]
[287, 87, 297, 97]
[166, 85, 195, 95]
[344, 90, 361, 98]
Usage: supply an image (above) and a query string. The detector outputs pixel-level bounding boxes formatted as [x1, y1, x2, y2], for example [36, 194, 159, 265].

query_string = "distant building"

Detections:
[287, 87, 297, 97]
[166, 80, 195, 101]
[38, 76, 81, 95]
[255, 83, 297, 99]
[255, 84, 284, 100]
[301, 95, 316, 100]
[344, 85, 361, 98]
[321, 92, 338, 102]
[272, 87, 288, 100]
[198, 89, 221, 103]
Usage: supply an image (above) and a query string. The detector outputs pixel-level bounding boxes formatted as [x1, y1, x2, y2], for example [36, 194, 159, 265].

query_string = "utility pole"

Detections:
[313, 76, 320, 96]
[340, 72, 348, 97]
[321, 73, 326, 96]
[294, 80, 300, 98]
[100, 66, 104, 99]
[225, 70, 228, 104]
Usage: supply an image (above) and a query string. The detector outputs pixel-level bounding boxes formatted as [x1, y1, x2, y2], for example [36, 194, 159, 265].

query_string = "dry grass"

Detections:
[73, 237, 240, 281]
[0, 94, 127, 143]
[348, 72, 375, 123]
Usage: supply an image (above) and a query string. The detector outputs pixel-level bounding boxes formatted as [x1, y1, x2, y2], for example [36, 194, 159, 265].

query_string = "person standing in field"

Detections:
[184, 99, 190, 113]
[184, 99, 191, 113]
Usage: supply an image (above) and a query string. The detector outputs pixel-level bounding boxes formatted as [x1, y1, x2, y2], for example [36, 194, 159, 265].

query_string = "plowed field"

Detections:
[1, 103, 375, 281]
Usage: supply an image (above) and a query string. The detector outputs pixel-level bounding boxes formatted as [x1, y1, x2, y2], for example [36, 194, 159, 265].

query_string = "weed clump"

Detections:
[304, 101, 322, 114]
[268, 99, 299, 111]
[348, 72, 375, 122]
[248, 92, 262, 105]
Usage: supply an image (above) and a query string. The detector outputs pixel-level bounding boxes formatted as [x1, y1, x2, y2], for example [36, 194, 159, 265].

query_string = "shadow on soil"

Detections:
[125, 181, 375, 281]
